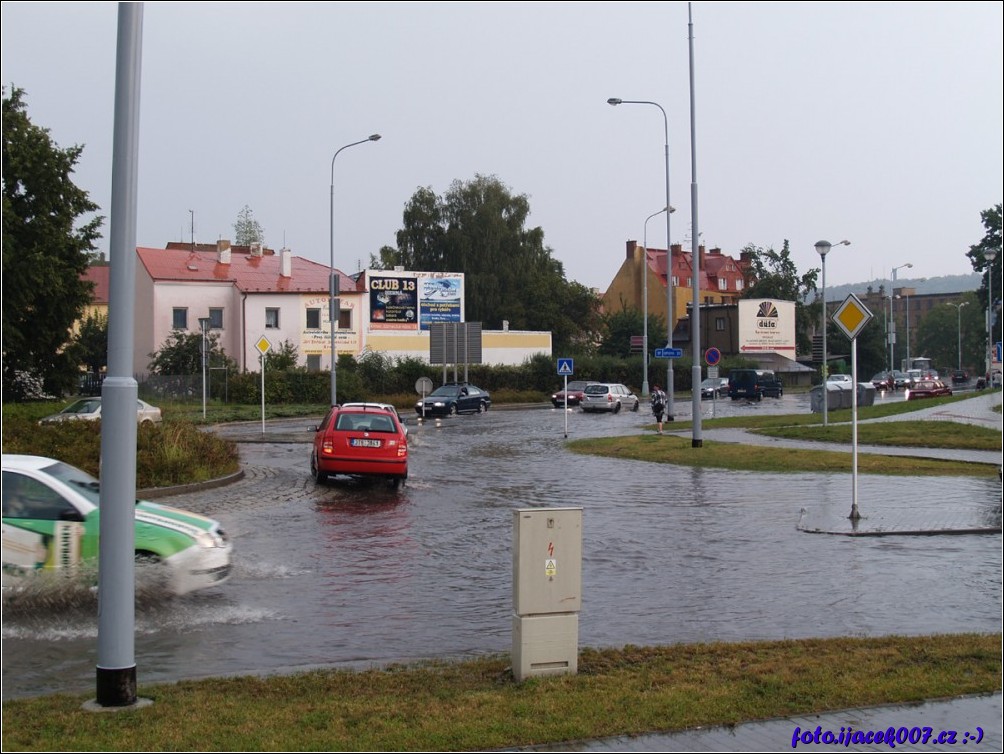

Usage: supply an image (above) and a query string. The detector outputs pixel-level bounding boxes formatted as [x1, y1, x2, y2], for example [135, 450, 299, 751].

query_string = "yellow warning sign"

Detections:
[545, 558, 557, 576]
[832, 294, 873, 340]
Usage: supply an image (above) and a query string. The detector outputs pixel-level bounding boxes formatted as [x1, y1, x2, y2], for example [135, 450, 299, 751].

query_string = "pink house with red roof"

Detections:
[134, 241, 359, 376]
[126, 241, 551, 377]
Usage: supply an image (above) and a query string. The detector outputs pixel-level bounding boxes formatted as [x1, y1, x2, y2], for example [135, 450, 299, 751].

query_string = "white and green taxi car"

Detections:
[2, 454, 232, 596]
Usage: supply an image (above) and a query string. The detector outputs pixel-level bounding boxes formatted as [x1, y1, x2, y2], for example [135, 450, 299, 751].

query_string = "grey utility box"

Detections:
[512, 507, 582, 682]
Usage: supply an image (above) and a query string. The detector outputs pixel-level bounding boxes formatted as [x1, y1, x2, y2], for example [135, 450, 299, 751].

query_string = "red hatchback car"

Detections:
[905, 379, 953, 401]
[310, 406, 408, 487]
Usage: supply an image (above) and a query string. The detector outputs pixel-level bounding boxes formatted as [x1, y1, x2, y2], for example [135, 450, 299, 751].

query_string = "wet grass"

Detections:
[589, 391, 1001, 475]
[568, 434, 998, 476]
[2, 634, 998, 751]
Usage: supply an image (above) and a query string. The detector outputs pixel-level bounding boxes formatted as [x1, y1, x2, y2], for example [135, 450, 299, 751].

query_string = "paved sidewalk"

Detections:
[511, 692, 1002, 752]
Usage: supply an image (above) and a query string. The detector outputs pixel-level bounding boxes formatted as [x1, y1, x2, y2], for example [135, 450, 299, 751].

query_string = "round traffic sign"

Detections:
[705, 347, 721, 366]
[415, 376, 434, 395]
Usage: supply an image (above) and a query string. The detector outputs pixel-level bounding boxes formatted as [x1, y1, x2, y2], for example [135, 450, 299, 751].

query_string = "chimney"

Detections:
[280, 247, 292, 278]
[626, 240, 639, 260]
[217, 239, 231, 265]
[250, 242, 263, 258]
[698, 244, 706, 267]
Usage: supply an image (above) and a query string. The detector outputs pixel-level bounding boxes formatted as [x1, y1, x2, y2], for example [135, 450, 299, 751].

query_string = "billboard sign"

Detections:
[738, 299, 796, 355]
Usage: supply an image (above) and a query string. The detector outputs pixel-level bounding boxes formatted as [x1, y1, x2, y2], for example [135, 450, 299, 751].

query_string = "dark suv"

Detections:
[760, 371, 783, 398]
[728, 369, 782, 401]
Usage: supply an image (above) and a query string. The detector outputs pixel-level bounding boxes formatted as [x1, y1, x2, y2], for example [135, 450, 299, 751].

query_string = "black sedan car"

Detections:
[415, 383, 491, 417]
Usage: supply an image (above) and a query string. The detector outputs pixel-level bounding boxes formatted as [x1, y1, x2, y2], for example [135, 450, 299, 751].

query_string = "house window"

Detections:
[306, 308, 321, 329]
[265, 308, 280, 329]
[208, 308, 224, 329]
[715, 317, 726, 332]
[172, 308, 188, 330]
[338, 309, 351, 329]
[736, 278, 744, 291]
[306, 354, 321, 372]
[718, 278, 728, 291]
[672, 276, 679, 287]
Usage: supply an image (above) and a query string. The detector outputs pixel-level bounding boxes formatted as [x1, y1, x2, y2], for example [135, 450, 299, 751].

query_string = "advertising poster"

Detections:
[369, 276, 419, 331]
[300, 295, 360, 354]
[419, 275, 462, 330]
[738, 299, 796, 354]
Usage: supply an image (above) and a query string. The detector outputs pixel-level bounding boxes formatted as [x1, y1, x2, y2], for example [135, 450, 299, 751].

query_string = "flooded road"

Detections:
[3, 395, 1001, 699]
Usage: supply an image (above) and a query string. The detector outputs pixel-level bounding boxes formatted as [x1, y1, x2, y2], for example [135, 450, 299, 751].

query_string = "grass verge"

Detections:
[568, 434, 998, 476]
[2, 634, 998, 752]
[756, 420, 1001, 450]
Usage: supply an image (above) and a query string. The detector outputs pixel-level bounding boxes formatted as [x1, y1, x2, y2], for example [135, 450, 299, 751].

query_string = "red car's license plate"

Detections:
[350, 438, 381, 448]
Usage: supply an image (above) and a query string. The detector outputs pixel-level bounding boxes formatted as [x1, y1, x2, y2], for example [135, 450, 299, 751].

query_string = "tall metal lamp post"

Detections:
[986, 249, 998, 382]
[607, 97, 675, 419]
[887, 263, 912, 371]
[946, 301, 969, 370]
[815, 240, 850, 427]
[329, 134, 381, 407]
[641, 207, 672, 396]
[198, 317, 210, 420]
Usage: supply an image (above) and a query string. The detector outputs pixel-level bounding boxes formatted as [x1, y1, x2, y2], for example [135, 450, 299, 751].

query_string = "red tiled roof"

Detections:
[83, 266, 110, 303]
[136, 247, 354, 293]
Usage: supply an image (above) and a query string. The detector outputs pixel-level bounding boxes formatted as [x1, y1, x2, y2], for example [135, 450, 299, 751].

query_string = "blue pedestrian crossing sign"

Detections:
[557, 358, 574, 376]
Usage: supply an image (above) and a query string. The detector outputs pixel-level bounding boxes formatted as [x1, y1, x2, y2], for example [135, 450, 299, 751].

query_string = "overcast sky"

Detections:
[3, 1, 1001, 293]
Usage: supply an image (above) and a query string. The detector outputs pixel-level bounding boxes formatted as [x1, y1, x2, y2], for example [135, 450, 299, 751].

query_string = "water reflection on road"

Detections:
[3, 396, 1000, 698]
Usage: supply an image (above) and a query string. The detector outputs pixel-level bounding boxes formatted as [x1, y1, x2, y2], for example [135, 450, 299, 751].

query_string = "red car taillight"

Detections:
[397, 442, 408, 458]
[322, 439, 334, 454]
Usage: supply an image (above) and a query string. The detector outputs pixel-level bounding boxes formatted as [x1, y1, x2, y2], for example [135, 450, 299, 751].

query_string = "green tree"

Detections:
[965, 203, 1001, 350]
[234, 204, 264, 246]
[2, 86, 103, 399]
[70, 312, 109, 375]
[264, 339, 299, 371]
[148, 331, 234, 375]
[915, 293, 985, 373]
[385, 175, 601, 353]
[740, 240, 820, 355]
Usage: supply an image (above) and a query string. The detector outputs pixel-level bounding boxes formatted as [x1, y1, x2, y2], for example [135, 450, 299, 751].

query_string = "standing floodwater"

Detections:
[3, 400, 1000, 698]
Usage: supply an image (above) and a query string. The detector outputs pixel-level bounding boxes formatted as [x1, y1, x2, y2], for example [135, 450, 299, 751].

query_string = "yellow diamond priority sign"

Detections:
[832, 294, 873, 340]
[255, 335, 272, 355]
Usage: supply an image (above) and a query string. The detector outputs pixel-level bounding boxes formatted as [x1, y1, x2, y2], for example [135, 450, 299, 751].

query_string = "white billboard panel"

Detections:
[738, 299, 796, 355]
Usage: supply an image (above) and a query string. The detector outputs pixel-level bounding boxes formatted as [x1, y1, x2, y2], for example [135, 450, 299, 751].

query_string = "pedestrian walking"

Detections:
[650, 384, 667, 434]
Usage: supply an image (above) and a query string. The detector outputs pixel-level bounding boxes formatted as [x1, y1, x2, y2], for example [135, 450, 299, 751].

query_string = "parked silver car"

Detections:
[580, 383, 640, 413]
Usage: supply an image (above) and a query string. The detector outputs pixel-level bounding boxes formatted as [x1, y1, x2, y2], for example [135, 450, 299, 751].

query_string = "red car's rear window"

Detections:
[335, 413, 397, 433]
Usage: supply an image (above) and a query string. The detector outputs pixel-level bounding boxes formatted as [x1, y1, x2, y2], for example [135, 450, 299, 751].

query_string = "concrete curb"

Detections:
[137, 468, 245, 500]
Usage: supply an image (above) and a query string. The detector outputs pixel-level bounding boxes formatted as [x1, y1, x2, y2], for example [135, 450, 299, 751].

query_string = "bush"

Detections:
[1, 416, 238, 489]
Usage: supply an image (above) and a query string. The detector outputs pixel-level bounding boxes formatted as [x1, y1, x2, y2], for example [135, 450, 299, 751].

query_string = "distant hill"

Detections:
[823, 273, 981, 302]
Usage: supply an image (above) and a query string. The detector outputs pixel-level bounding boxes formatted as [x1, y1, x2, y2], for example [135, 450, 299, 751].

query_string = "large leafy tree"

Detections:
[375, 175, 601, 353]
[914, 292, 985, 373]
[2, 86, 103, 399]
[234, 204, 265, 246]
[740, 240, 820, 355]
[965, 203, 1001, 351]
[148, 331, 234, 375]
[71, 312, 109, 375]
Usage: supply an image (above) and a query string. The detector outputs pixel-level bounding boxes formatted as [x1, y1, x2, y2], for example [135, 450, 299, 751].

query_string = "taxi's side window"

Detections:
[2, 471, 83, 521]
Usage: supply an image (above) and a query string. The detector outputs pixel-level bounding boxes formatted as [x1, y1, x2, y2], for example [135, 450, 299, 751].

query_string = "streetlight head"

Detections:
[368, 134, 382, 142]
[607, 98, 623, 106]
[815, 240, 833, 257]
[905, 263, 913, 269]
[668, 205, 676, 213]
[837, 240, 851, 246]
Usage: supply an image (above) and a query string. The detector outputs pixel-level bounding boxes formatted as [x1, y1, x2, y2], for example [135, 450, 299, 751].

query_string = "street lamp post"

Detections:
[608, 97, 675, 419]
[946, 301, 969, 370]
[329, 134, 381, 407]
[815, 240, 850, 427]
[888, 263, 912, 371]
[198, 317, 210, 420]
[642, 207, 672, 397]
[986, 250, 998, 382]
